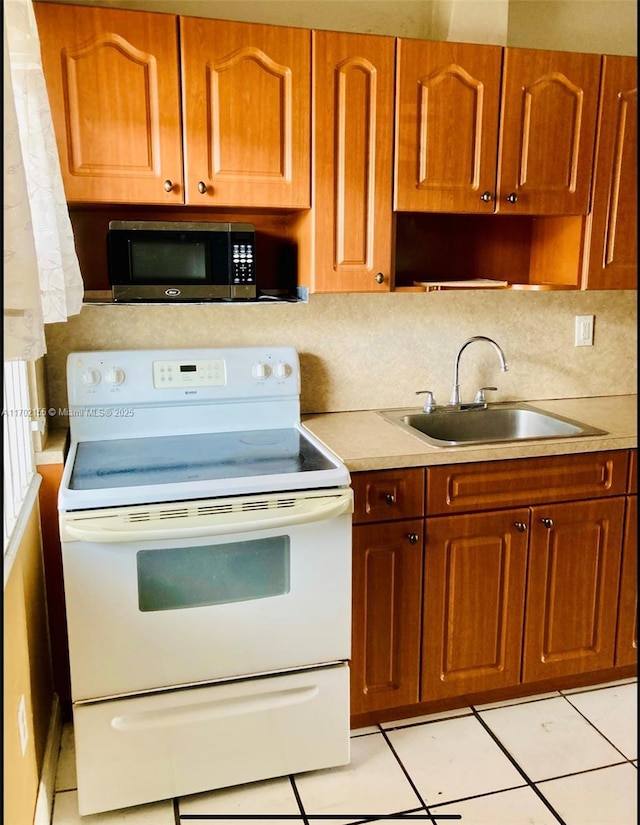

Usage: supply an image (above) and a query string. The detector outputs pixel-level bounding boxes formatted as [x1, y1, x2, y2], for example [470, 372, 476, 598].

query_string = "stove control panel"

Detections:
[66, 347, 302, 440]
[152, 358, 226, 389]
[68, 348, 299, 406]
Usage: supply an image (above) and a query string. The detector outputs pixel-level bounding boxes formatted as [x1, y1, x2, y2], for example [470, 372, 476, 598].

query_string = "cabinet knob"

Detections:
[374, 272, 385, 284]
[480, 191, 493, 202]
[407, 533, 419, 545]
[197, 181, 207, 195]
[540, 517, 553, 529]
[514, 521, 527, 532]
[163, 179, 173, 192]
[384, 493, 396, 505]
[506, 192, 518, 204]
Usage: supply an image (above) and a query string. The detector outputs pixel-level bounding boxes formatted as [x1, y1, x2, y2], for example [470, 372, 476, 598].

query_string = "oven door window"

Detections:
[136, 537, 290, 612]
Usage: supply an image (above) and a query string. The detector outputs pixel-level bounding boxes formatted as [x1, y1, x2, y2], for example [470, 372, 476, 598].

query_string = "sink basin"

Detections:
[378, 402, 607, 447]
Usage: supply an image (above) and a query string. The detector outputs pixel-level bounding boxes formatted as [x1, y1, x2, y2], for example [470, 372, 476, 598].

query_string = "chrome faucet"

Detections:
[449, 336, 508, 406]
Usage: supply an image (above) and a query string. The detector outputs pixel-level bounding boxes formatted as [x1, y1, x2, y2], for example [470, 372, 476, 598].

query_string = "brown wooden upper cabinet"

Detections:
[34, 3, 310, 208]
[311, 31, 395, 292]
[582, 55, 638, 289]
[395, 40, 602, 216]
[180, 18, 310, 208]
[34, 3, 183, 205]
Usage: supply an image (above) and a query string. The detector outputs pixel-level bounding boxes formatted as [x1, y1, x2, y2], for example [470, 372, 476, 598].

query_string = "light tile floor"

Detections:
[51, 678, 637, 825]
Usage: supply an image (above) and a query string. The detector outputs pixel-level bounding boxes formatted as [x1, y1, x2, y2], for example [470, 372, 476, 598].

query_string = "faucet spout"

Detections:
[449, 336, 508, 406]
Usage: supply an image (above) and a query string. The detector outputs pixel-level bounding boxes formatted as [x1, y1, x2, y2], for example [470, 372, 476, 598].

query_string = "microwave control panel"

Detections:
[231, 241, 254, 285]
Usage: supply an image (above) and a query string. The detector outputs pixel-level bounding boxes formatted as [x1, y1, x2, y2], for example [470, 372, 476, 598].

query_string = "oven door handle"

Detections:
[62, 490, 353, 543]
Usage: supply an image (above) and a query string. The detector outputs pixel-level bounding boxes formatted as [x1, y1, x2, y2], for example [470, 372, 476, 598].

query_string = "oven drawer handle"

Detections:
[110, 684, 321, 732]
[62, 492, 353, 543]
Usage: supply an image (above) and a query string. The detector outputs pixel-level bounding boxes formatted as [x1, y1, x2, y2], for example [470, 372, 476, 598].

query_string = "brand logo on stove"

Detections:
[184, 390, 198, 395]
[165, 288, 181, 296]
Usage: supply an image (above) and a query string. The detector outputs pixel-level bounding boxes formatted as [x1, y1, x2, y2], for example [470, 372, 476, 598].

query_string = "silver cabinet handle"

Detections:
[375, 272, 385, 284]
[480, 191, 493, 202]
[506, 193, 518, 204]
[514, 522, 527, 532]
[198, 181, 207, 194]
[384, 493, 396, 505]
[163, 179, 173, 192]
[407, 533, 419, 545]
[540, 518, 553, 529]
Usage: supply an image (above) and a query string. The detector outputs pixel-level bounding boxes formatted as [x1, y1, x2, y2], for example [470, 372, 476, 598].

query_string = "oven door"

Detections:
[60, 488, 353, 701]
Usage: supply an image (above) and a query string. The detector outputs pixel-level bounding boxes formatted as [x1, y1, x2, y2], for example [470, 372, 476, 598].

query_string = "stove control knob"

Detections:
[82, 368, 101, 387]
[273, 362, 292, 379]
[104, 367, 125, 386]
[252, 362, 271, 380]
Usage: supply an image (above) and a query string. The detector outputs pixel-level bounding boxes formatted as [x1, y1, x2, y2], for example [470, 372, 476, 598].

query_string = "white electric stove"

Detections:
[58, 347, 353, 816]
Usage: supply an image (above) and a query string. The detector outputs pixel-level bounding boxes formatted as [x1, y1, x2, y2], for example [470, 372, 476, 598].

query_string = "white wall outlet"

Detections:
[17, 694, 29, 756]
[574, 315, 594, 347]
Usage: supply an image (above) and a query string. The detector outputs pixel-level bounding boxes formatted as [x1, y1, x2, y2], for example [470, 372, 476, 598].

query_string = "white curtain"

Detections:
[3, 0, 84, 362]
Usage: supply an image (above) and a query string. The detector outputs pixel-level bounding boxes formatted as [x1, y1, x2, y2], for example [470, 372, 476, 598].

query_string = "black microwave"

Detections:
[107, 221, 256, 302]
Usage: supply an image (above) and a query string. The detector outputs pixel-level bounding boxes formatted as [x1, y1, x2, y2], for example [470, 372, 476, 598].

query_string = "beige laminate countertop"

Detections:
[302, 395, 637, 472]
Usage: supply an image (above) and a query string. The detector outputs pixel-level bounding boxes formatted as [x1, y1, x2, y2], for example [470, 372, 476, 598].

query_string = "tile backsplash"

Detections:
[44, 289, 637, 419]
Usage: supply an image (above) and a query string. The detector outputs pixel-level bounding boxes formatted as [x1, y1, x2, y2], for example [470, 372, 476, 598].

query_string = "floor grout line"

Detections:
[469, 708, 567, 825]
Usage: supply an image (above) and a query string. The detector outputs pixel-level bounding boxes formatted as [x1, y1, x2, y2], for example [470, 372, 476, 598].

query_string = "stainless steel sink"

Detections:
[377, 402, 607, 447]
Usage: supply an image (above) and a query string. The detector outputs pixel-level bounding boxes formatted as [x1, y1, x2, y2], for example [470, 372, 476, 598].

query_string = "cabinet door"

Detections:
[351, 521, 423, 715]
[180, 18, 310, 208]
[34, 2, 183, 205]
[498, 48, 601, 215]
[394, 40, 502, 213]
[582, 56, 637, 290]
[312, 31, 395, 292]
[421, 510, 529, 701]
[615, 495, 637, 666]
[523, 498, 625, 682]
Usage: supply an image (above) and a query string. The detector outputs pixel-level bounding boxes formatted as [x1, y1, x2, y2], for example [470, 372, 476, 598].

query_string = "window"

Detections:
[3, 360, 36, 553]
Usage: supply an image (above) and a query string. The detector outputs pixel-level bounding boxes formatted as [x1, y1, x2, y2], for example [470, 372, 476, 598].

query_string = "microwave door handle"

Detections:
[62, 490, 353, 543]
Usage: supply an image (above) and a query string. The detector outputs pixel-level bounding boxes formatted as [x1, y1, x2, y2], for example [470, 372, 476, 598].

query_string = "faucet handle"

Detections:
[416, 390, 437, 412]
[474, 386, 497, 403]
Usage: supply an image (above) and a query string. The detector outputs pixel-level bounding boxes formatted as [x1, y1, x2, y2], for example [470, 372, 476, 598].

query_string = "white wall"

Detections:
[34, 0, 637, 54]
[507, 0, 637, 56]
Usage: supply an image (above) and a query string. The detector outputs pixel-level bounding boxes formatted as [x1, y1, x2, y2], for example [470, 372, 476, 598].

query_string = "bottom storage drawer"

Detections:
[73, 663, 350, 815]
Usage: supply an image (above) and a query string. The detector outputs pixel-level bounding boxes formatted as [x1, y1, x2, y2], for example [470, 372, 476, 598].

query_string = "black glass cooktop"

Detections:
[70, 428, 337, 491]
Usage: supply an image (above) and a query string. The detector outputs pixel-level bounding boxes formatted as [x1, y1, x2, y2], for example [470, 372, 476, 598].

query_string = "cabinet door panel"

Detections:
[523, 498, 625, 681]
[498, 48, 601, 215]
[583, 55, 637, 289]
[313, 31, 395, 292]
[34, 2, 183, 205]
[427, 451, 629, 515]
[395, 40, 502, 213]
[180, 18, 310, 208]
[351, 521, 423, 714]
[421, 510, 529, 701]
[616, 496, 637, 666]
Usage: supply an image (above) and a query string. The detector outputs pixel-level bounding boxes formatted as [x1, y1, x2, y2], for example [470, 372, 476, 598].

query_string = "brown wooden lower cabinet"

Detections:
[615, 495, 638, 665]
[350, 453, 636, 724]
[351, 520, 423, 715]
[37, 461, 72, 714]
[421, 509, 529, 701]
[522, 497, 625, 682]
